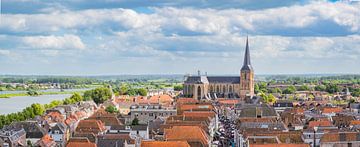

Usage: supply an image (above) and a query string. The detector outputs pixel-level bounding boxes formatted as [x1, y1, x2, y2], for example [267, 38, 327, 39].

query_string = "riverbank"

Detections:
[0, 90, 87, 98]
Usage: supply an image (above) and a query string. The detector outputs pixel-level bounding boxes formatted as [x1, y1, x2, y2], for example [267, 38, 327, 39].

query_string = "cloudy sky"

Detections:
[0, 0, 359, 75]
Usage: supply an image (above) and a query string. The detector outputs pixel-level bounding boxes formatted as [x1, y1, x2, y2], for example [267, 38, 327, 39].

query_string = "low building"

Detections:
[48, 122, 68, 146]
[66, 137, 97, 147]
[0, 128, 26, 147]
[34, 134, 57, 147]
[320, 132, 360, 147]
[130, 104, 176, 124]
[164, 126, 210, 147]
[97, 133, 135, 147]
[6, 121, 48, 144]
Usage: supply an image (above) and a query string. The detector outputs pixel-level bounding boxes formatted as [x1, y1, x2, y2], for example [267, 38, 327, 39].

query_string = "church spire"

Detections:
[241, 36, 253, 71]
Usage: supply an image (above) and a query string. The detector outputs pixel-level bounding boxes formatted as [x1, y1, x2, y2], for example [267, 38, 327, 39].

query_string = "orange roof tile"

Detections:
[76, 120, 106, 134]
[149, 94, 173, 104]
[141, 141, 190, 147]
[322, 107, 342, 114]
[218, 99, 240, 105]
[308, 120, 333, 128]
[165, 126, 208, 146]
[176, 98, 198, 104]
[182, 111, 216, 118]
[67, 138, 97, 147]
[321, 132, 360, 142]
[350, 120, 360, 125]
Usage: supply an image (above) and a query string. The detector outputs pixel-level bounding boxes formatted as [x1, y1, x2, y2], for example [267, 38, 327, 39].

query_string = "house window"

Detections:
[55, 130, 60, 134]
[149, 113, 153, 116]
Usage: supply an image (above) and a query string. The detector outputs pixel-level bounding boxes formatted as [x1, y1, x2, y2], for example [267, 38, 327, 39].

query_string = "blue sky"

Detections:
[0, 0, 359, 75]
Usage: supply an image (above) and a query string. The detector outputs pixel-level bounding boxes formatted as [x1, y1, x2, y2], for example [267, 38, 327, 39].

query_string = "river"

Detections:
[0, 88, 91, 95]
[0, 94, 72, 115]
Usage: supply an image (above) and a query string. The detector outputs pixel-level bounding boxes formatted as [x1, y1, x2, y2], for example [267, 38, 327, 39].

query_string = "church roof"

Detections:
[241, 36, 253, 71]
[184, 76, 240, 84]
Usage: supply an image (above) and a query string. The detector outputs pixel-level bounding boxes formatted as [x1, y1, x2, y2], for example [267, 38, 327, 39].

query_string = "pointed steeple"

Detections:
[241, 36, 253, 71]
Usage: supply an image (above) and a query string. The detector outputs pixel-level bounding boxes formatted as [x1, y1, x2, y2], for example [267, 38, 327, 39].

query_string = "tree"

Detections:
[351, 88, 360, 97]
[267, 94, 276, 103]
[283, 86, 296, 94]
[27, 90, 40, 96]
[70, 93, 83, 102]
[31, 103, 44, 116]
[105, 106, 118, 113]
[174, 85, 183, 91]
[137, 88, 147, 96]
[326, 83, 340, 93]
[131, 118, 139, 125]
[315, 85, 326, 91]
[297, 85, 310, 91]
[84, 87, 112, 104]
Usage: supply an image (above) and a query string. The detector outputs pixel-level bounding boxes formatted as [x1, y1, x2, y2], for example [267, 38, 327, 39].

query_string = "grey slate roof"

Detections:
[184, 76, 240, 84]
[241, 36, 253, 71]
[239, 104, 278, 118]
[6, 121, 47, 139]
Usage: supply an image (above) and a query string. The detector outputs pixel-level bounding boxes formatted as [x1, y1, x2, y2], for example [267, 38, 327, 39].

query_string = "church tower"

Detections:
[240, 36, 254, 100]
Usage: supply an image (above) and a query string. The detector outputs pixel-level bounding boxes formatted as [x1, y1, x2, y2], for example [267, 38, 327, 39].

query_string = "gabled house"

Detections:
[74, 120, 106, 143]
[6, 121, 48, 144]
[320, 132, 360, 147]
[48, 122, 68, 146]
[164, 126, 210, 147]
[34, 134, 57, 147]
[97, 133, 135, 147]
[87, 109, 123, 132]
[66, 137, 97, 147]
[0, 128, 26, 147]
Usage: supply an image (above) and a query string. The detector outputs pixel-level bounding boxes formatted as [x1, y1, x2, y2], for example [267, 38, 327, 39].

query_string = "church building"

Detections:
[183, 37, 254, 100]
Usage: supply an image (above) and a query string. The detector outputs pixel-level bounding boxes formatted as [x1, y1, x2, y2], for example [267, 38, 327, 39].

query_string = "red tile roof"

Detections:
[67, 138, 97, 147]
[75, 120, 106, 134]
[322, 107, 342, 114]
[141, 141, 190, 147]
[165, 126, 208, 147]
[308, 120, 333, 128]
[182, 111, 216, 118]
[176, 98, 198, 104]
[149, 94, 173, 104]
[350, 120, 360, 125]
[321, 132, 360, 142]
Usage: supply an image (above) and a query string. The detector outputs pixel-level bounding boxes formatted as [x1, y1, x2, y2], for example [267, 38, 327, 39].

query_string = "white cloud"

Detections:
[22, 34, 85, 50]
[1, 1, 359, 35]
[0, 50, 11, 56]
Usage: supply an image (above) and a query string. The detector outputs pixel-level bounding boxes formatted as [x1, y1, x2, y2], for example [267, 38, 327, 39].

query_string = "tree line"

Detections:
[0, 87, 113, 129]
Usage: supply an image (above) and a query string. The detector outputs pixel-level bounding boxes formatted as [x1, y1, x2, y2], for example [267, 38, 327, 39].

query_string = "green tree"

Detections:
[70, 92, 83, 102]
[174, 85, 183, 91]
[326, 83, 340, 93]
[351, 88, 360, 97]
[31, 103, 44, 116]
[283, 85, 296, 94]
[267, 94, 276, 103]
[137, 88, 147, 96]
[27, 90, 40, 96]
[84, 87, 112, 104]
[315, 85, 326, 91]
[105, 106, 118, 113]
[297, 85, 310, 91]
[131, 118, 139, 125]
